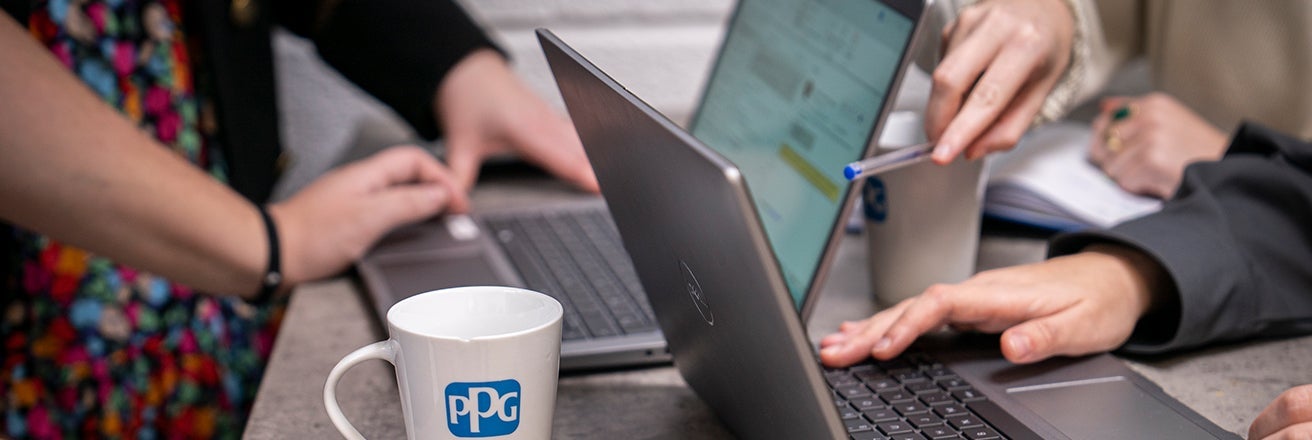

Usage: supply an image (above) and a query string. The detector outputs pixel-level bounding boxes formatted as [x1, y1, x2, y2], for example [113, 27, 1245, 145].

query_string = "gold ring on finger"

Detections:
[1105, 127, 1123, 153]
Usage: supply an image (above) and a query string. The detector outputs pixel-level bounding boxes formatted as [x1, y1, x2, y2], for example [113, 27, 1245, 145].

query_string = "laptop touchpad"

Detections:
[375, 253, 505, 300]
[1009, 377, 1219, 439]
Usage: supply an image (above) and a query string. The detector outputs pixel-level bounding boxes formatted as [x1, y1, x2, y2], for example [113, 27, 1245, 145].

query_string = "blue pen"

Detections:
[842, 142, 935, 181]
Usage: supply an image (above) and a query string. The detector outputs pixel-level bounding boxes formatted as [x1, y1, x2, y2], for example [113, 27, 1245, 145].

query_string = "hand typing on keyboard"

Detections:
[817, 244, 1163, 368]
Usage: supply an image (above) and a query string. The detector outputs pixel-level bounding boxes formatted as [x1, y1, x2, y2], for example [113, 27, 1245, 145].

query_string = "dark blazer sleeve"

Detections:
[273, 0, 501, 140]
[1048, 123, 1312, 354]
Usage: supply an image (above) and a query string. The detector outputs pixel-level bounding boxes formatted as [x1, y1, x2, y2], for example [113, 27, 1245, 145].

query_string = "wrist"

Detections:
[434, 48, 509, 126]
[249, 205, 284, 303]
[255, 204, 299, 300]
[268, 203, 302, 285]
[1083, 244, 1169, 318]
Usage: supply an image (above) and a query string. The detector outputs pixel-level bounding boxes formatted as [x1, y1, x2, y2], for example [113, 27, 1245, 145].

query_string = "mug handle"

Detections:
[324, 340, 399, 440]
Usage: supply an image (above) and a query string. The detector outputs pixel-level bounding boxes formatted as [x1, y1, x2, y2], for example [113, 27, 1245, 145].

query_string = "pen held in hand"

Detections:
[842, 142, 935, 181]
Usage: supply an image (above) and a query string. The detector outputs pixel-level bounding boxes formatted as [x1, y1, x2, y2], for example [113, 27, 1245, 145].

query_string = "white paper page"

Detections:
[986, 122, 1162, 229]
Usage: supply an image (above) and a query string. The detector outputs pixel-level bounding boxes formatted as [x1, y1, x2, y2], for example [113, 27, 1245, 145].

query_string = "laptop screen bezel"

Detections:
[687, 0, 928, 320]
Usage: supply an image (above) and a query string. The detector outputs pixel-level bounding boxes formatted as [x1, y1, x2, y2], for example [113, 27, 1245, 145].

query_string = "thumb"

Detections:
[999, 314, 1076, 364]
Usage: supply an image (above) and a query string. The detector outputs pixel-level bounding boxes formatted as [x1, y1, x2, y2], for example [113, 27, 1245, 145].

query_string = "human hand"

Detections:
[818, 245, 1163, 367]
[926, 0, 1075, 164]
[1089, 93, 1229, 199]
[1249, 385, 1312, 439]
[269, 146, 466, 286]
[435, 48, 599, 194]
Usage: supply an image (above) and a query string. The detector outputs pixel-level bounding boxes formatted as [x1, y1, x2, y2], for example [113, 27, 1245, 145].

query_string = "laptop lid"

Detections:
[688, 0, 926, 319]
[542, 27, 858, 439]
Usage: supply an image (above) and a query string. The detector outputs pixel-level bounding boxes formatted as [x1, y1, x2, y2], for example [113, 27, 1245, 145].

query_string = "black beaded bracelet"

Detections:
[252, 206, 283, 304]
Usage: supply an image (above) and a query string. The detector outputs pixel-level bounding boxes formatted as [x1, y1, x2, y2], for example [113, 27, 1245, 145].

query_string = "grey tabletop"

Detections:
[243, 175, 1312, 439]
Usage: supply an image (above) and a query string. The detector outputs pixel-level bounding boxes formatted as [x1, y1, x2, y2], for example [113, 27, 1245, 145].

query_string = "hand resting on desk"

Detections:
[818, 244, 1162, 367]
[817, 243, 1312, 439]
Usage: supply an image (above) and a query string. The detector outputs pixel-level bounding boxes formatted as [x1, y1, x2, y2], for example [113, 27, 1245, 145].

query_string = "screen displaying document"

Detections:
[692, 0, 913, 307]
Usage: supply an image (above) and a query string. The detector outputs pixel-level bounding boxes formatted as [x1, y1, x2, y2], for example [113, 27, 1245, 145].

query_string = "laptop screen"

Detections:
[690, 0, 915, 308]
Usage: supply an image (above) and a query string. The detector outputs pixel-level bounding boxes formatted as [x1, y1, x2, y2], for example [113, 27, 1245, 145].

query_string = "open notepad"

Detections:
[984, 122, 1163, 231]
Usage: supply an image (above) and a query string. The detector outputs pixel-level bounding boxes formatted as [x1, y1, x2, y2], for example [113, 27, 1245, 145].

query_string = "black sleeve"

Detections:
[272, 0, 502, 140]
[1048, 123, 1312, 354]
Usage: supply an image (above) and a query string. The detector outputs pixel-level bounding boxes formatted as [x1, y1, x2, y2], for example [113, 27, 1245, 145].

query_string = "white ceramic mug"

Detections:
[324, 286, 563, 439]
[863, 111, 986, 307]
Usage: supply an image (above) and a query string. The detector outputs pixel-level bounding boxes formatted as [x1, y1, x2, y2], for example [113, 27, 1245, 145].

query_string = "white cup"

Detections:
[863, 111, 986, 307]
[325, 286, 563, 439]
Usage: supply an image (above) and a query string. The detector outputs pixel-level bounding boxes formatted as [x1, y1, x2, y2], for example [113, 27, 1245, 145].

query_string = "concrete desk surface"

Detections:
[244, 174, 1312, 439]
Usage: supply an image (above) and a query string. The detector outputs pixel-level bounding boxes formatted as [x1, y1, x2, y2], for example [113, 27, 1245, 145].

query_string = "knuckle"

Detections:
[1146, 131, 1170, 152]
[1138, 142, 1162, 162]
[1012, 25, 1043, 50]
[1148, 151, 1174, 172]
[1277, 386, 1312, 421]
[1149, 128, 1170, 145]
[1028, 320, 1060, 350]
[931, 67, 965, 95]
[970, 81, 1003, 108]
[920, 285, 956, 313]
[922, 283, 954, 301]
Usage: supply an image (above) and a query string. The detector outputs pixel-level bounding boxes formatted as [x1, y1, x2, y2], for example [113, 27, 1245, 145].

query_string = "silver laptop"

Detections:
[357, 0, 909, 371]
[357, 199, 666, 371]
[540, 6, 1240, 440]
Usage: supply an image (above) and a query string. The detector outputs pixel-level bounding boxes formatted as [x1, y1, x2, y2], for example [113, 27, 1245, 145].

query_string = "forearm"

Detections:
[1051, 123, 1312, 353]
[0, 15, 266, 297]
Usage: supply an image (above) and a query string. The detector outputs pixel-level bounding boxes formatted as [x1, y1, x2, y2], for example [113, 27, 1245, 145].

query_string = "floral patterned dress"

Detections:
[2, 1, 283, 438]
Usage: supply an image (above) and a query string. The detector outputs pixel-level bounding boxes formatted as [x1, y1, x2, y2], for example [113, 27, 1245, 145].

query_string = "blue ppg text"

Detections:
[445, 379, 521, 437]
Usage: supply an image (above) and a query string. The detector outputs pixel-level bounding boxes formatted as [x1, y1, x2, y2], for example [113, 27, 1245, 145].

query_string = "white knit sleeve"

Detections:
[1034, 0, 1107, 124]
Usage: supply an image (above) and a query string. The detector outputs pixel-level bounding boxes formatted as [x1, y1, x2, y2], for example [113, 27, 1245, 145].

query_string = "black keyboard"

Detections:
[485, 210, 657, 341]
[825, 352, 1008, 440]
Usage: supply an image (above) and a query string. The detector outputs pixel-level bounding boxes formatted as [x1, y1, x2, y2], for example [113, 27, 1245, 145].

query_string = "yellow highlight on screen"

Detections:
[778, 144, 839, 201]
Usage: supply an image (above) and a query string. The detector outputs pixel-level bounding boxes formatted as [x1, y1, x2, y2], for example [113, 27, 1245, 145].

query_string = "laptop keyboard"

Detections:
[485, 210, 658, 341]
[826, 352, 1009, 440]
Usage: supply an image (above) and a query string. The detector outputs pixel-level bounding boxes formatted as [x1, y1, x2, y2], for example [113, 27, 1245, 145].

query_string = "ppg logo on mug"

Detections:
[445, 379, 521, 437]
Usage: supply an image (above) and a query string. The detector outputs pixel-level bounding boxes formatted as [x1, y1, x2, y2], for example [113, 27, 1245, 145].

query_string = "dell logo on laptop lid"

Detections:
[679, 260, 714, 326]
